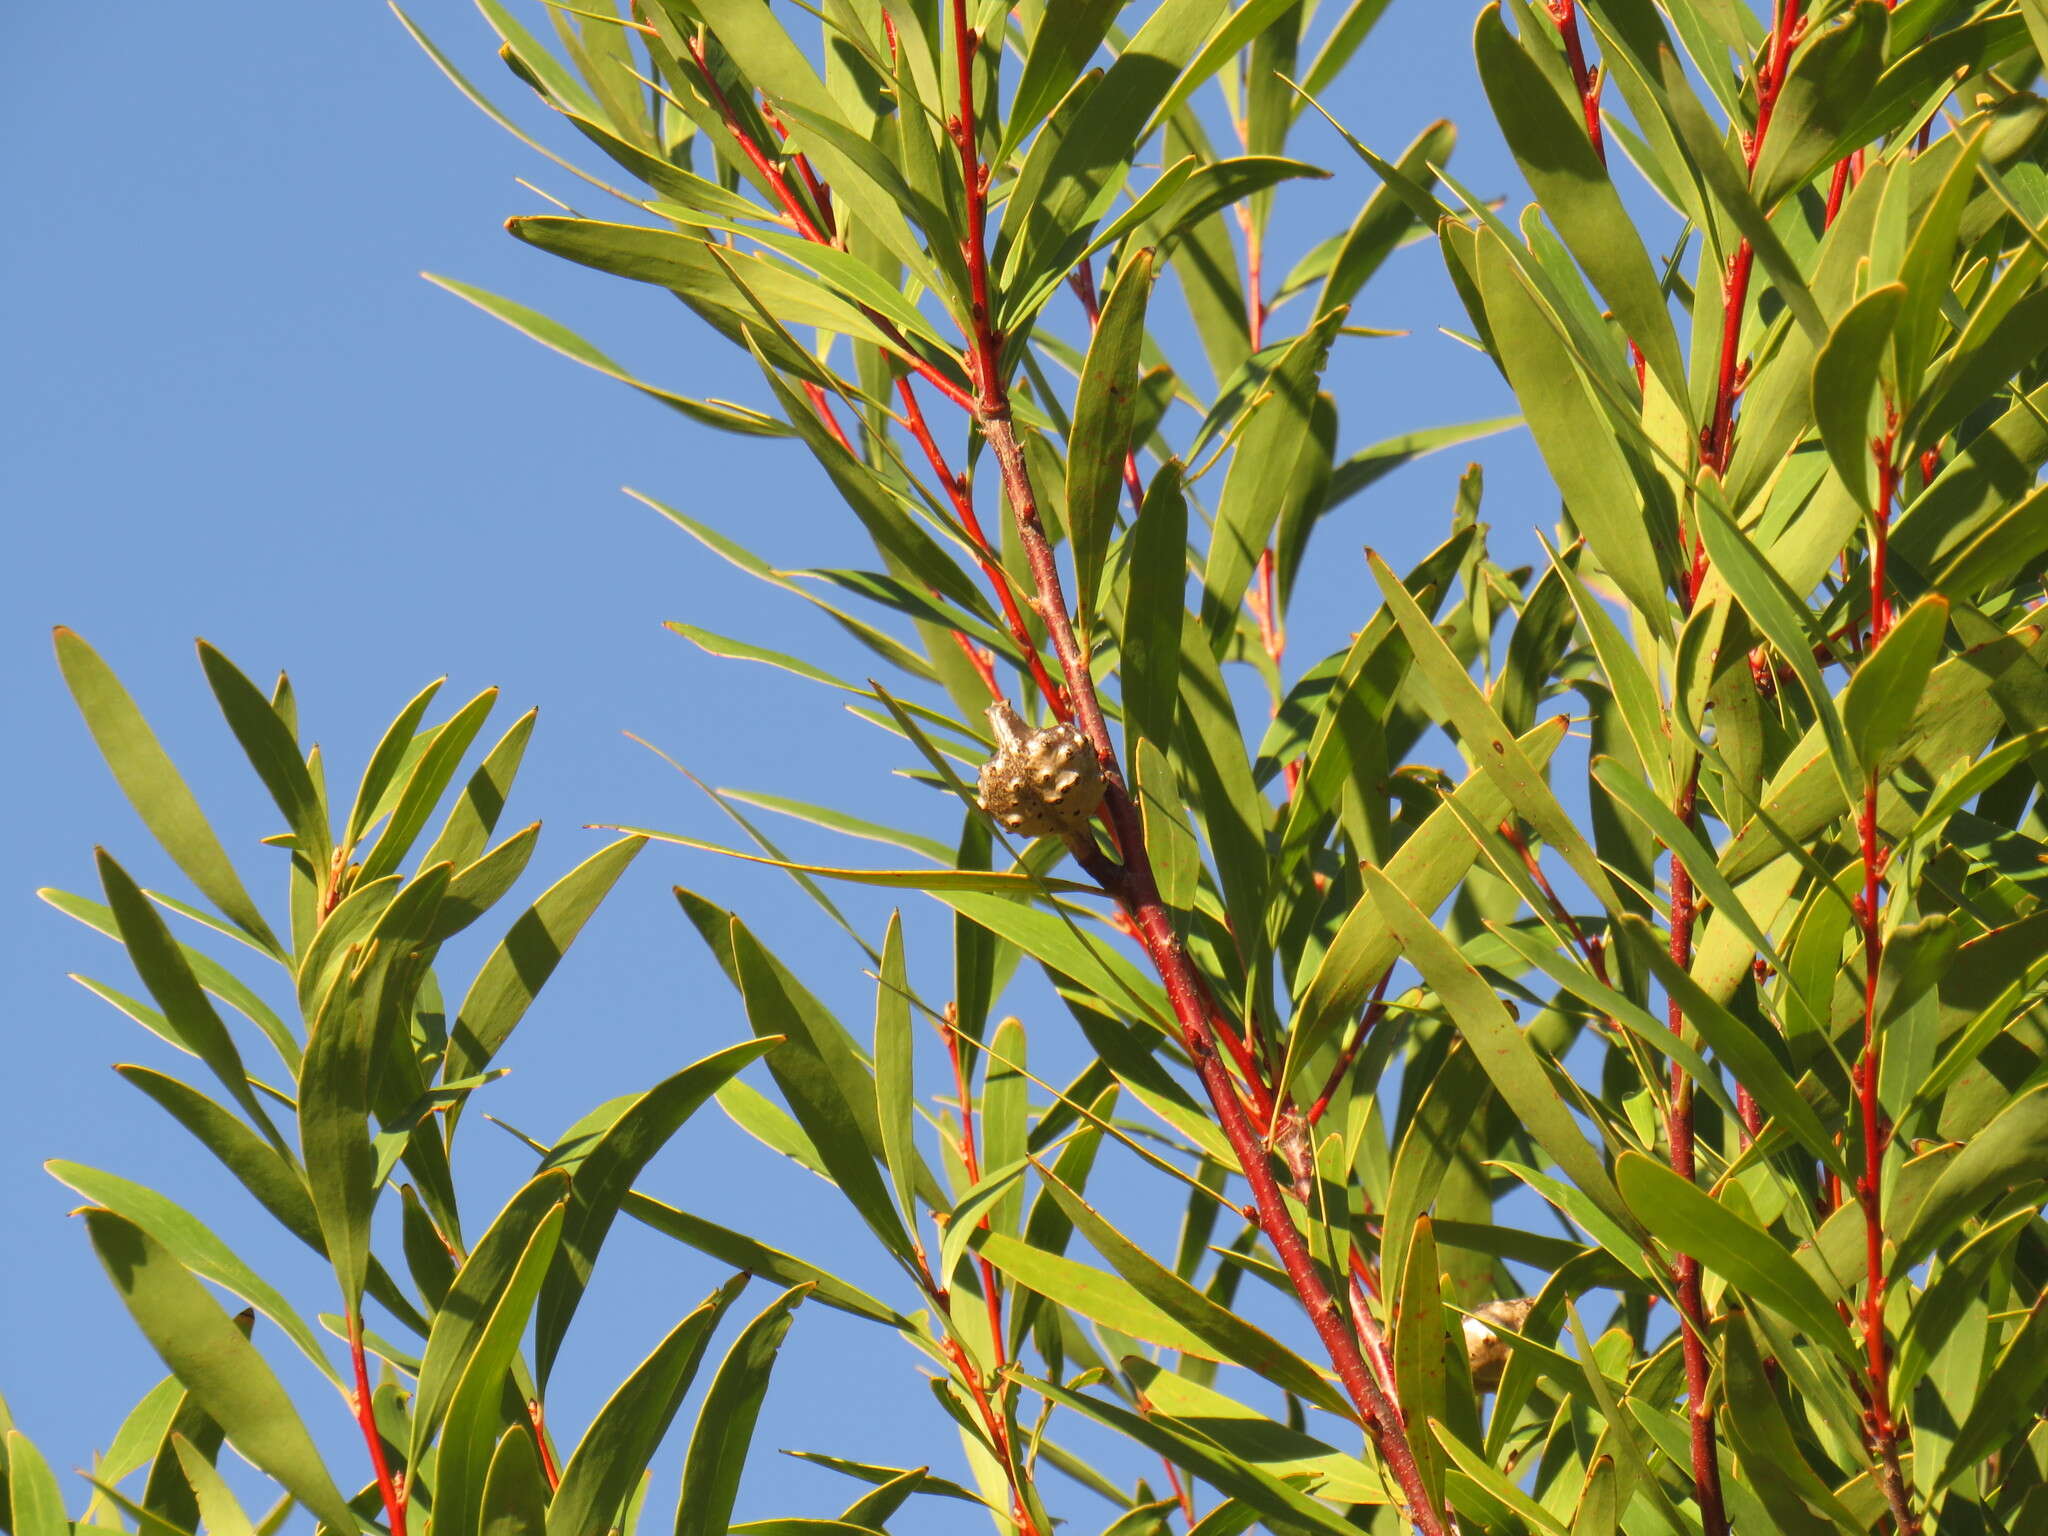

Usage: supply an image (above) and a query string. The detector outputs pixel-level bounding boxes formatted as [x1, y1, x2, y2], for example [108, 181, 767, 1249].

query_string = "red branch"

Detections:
[942, 5, 1440, 1528]
[1857, 423, 1921, 1535]
[348, 1319, 407, 1536]
[1548, 1, 1606, 161]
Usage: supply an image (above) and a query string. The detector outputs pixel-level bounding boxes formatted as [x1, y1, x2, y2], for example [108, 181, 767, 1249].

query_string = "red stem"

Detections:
[1306, 973, 1391, 1127]
[1548, 1, 1606, 162]
[685, 35, 975, 412]
[348, 1319, 407, 1536]
[527, 1400, 561, 1490]
[896, 377, 1069, 716]
[1858, 429, 1921, 1535]
[945, 14, 1439, 1530]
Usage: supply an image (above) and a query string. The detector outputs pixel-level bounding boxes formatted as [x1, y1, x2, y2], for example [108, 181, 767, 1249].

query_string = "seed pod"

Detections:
[976, 701, 1105, 839]
[1463, 1297, 1536, 1391]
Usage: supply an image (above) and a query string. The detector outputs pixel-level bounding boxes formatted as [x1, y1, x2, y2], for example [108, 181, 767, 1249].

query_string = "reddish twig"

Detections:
[947, 12, 1441, 1530]
[1548, 1, 1606, 162]
[1306, 972, 1392, 1128]
[1857, 422, 1921, 1535]
[527, 1399, 561, 1490]
[349, 1318, 407, 1536]
[896, 377, 1068, 716]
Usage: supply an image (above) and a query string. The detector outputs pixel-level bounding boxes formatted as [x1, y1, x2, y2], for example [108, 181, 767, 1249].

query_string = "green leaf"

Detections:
[622, 1192, 908, 1326]
[46, 1162, 338, 1386]
[546, 1276, 749, 1536]
[1202, 310, 1345, 650]
[357, 687, 499, 883]
[1693, 498, 1856, 807]
[444, 835, 646, 1106]
[1892, 1080, 2048, 1274]
[93, 852, 279, 1138]
[1810, 283, 1904, 511]
[1937, 1289, 2048, 1489]
[170, 1435, 256, 1536]
[82, 1210, 359, 1534]
[195, 642, 328, 864]
[535, 1038, 780, 1385]
[1032, 1166, 1352, 1415]
[1017, 1376, 1364, 1536]
[1472, 234, 1671, 632]
[1749, 1, 1888, 208]
[1357, 864, 1636, 1241]
[411, 1172, 572, 1459]
[1068, 247, 1155, 623]
[1842, 594, 1949, 775]
[675, 1286, 809, 1536]
[52, 629, 281, 958]
[728, 926, 913, 1261]
[344, 677, 445, 849]
[435, 1206, 567, 1536]
[509, 218, 891, 348]
[1614, 1153, 1857, 1365]
[1316, 119, 1454, 322]
[873, 912, 917, 1229]
[421, 707, 537, 873]
[5, 1432, 65, 1536]
[975, 1231, 1213, 1357]
[297, 943, 389, 1317]
[1288, 717, 1565, 1087]
[1473, 5, 1686, 401]
[481, 1428, 551, 1536]
[1119, 461, 1189, 758]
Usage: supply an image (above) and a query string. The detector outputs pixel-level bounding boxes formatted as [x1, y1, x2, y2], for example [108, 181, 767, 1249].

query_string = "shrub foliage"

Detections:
[13, 1, 2048, 1535]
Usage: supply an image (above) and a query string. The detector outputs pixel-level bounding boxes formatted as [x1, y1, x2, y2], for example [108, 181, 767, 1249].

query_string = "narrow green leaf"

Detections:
[435, 1207, 567, 1536]
[1068, 248, 1155, 622]
[480, 1427, 551, 1536]
[535, 1038, 779, 1385]
[1810, 283, 1904, 510]
[1842, 595, 1950, 775]
[1119, 461, 1189, 758]
[53, 629, 281, 958]
[1357, 864, 1636, 1240]
[675, 1286, 809, 1536]
[445, 835, 646, 1104]
[170, 1436, 256, 1536]
[411, 1172, 572, 1460]
[5, 1432, 65, 1536]
[623, 1192, 908, 1326]
[546, 1276, 749, 1536]
[195, 642, 327, 863]
[1615, 1153, 1857, 1365]
[82, 1211, 358, 1534]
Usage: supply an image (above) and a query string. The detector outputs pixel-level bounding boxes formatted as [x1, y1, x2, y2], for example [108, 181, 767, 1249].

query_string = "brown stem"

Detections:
[349, 1317, 408, 1536]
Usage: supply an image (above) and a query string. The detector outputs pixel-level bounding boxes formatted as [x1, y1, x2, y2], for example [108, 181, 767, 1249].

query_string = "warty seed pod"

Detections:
[975, 701, 1106, 839]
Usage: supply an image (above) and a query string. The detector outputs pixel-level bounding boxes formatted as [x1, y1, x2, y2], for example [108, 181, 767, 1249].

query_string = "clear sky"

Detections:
[1, 0, 1547, 1528]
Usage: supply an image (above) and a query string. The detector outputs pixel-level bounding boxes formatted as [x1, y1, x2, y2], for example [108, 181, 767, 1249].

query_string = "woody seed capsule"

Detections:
[976, 701, 1105, 839]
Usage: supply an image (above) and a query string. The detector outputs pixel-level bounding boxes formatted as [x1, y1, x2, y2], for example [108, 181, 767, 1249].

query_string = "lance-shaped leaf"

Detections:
[1287, 715, 1564, 1090]
[195, 643, 327, 863]
[623, 1192, 907, 1326]
[546, 1275, 748, 1536]
[434, 1206, 566, 1536]
[1018, 1375, 1365, 1536]
[1842, 594, 1950, 776]
[53, 629, 281, 958]
[1032, 1165, 1352, 1416]
[1120, 461, 1189, 759]
[94, 850, 278, 1137]
[1068, 248, 1155, 622]
[444, 835, 645, 1109]
[1892, 1080, 2048, 1275]
[1357, 865, 1636, 1241]
[1615, 1153, 1857, 1365]
[411, 1172, 570, 1460]
[357, 687, 498, 883]
[534, 1037, 779, 1385]
[1473, 6, 1686, 401]
[1201, 310, 1346, 651]
[170, 1435, 257, 1536]
[1810, 283, 1904, 511]
[6, 1431, 66, 1536]
[82, 1210, 358, 1534]
[675, 1286, 809, 1536]
[47, 1162, 337, 1385]
[481, 1427, 551, 1536]
[1472, 234, 1671, 632]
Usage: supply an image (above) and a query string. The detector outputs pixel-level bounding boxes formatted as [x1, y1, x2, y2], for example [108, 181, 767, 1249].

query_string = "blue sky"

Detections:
[1, 0, 1550, 1527]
